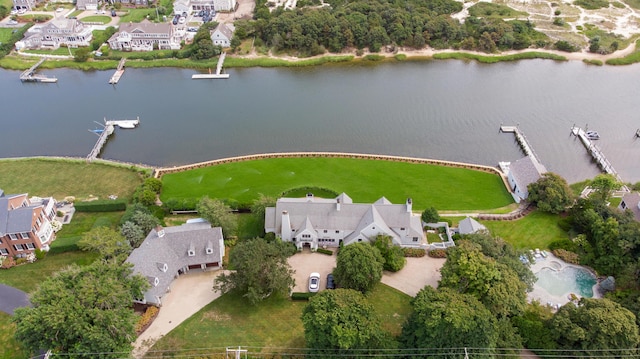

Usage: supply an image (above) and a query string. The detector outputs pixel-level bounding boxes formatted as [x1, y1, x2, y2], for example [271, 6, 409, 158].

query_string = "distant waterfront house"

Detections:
[506, 155, 547, 203]
[173, 0, 191, 14]
[76, 0, 98, 10]
[457, 216, 487, 235]
[619, 192, 640, 222]
[112, 0, 149, 5]
[12, 0, 41, 11]
[210, 23, 233, 47]
[213, 0, 236, 11]
[190, 0, 214, 11]
[265, 193, 425, 251]
[125, 223, 224, 307]
[0, 189, 57, 258]
[18, 19, 93, 50]
[108, 21, 180, 51]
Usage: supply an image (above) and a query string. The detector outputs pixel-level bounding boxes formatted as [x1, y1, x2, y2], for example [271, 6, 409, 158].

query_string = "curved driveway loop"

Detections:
[0, 284, 31, 315]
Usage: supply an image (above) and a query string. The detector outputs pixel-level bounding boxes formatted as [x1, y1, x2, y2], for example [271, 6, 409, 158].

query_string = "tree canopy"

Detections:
[213, 237, 296, 304]
[527, 172, 574, 214]
[78, 226, 131, 262]
[548, 298, 639, 355]
[372, 234, 406, 272]
[333, 242, 384, 293]
[197, 197, 238, 237]
[302, 289, 393, 353]
[421, 206, 440, 224]
[13, 261, 148, 358]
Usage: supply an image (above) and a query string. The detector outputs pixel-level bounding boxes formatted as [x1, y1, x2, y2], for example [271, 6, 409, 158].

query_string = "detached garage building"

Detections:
[126, 222, 224, 306]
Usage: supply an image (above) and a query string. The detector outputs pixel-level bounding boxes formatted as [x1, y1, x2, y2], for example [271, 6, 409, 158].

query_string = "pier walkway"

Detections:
[19, 57, 57, 83]
[192, 53, 229, 79]
[109, 58, 127, 84]
[87, 118, 140, 162]
[571, 126, 623, 183]
[499, 125, 541, 164]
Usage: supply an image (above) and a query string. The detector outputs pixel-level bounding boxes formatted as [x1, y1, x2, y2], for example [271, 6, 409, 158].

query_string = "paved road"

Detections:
[0, 284, 31, 315]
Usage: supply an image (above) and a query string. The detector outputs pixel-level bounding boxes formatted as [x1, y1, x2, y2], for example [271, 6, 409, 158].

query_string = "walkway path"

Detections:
[132, 270, 226, 359]
[0, 284, 31, 315]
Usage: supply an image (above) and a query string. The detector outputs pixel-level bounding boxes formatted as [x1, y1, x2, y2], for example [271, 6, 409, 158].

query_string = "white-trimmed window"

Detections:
[26, 243, 35, 250]
[188, 250, 195, 257]
[0, 248, 8, 255]
[9, 233, 18, 240]
[20, 232, 30, 239]
[413, 237, 419, 242]
[13, 244, 23, 252]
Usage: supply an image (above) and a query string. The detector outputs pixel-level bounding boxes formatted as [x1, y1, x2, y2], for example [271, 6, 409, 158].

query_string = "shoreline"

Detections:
[2, 39, 639, 71]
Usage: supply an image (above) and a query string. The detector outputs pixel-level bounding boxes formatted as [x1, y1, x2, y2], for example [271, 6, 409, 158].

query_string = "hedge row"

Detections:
[403, 248, 426, 257]
[48, 242, 79, 254]
[74, 199, 127, 212]
[291, 292, 317, 301]
[316, 248, 333, 256]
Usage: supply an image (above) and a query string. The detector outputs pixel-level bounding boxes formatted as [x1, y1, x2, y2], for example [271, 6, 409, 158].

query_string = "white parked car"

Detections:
[178, 16, 186, 24]
[308, 272, 320, 293]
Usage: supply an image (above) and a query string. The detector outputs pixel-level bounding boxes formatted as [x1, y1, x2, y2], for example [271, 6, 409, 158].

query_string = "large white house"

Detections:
[108, 21, 180, 51]
[18, 19, 93, 49]
[125, 223, 225, 307]
[210, 23, 233, 47]
[265, 193, 425, 251]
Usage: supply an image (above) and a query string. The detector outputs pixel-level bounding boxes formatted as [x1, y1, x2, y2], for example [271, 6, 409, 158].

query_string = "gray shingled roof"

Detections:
[620, 192, 640, 222]
[212, 23, 233, 41]
[125, 223, 223, 305]
[0, 193, 38, 235]
[458, 217, 487, 235]
[510, 156, 547, 194]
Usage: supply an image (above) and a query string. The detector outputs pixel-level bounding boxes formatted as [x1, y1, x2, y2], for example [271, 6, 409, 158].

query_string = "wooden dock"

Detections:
[571, 126, 623, 182]
[20, 57, 57, 83]
[192, 53, 229, 79]
[87, 117, 140, 162]
[500, 125, 541, 164]
[109, 58, 127, 84]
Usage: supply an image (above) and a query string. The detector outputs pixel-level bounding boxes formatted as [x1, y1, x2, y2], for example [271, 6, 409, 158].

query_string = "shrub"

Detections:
[15, 257, 28, 265]
[291, 292, 317, 301]
[555, 40, 579, 52]
[548, 239, 578, 252]
[135, 306, 159, 334]
[428, 249, 447, 258]
[74, 199, 127, 212]
[34, 249, 47, 260]
[403, 248, 426, 257]
[0, 256, 16, 269]
[552, 249, 580, 264]
[316, 248, 333, 255]
[48, 242, 79, 254]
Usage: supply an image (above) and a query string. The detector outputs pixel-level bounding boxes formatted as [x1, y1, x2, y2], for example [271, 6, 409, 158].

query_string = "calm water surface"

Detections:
[1, 60, 639, 183]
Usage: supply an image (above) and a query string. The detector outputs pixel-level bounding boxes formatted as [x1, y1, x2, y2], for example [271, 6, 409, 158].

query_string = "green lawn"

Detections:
[482, 210, 568, 250]
[0, 313, 28, 359]
[148, 283, 411, 357]
[0, 28, 13, 44]
[0, 158, 145, 201]
[51, 211, 124, 252]
[80, 15, 112, 24]
[0, 251, 99, 293]
[160, 158, 513, 211]
[23, 47, 77, 56]
[118, 8, 155, 23]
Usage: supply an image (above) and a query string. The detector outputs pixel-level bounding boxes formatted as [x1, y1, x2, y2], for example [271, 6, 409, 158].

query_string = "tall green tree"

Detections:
[589, 174, 621, 202]
[213, 237, 295, 304]
[197, 197, 238, 237]
[400, 287, 497, 353]
[333, 242, 384, 293]
[548, 298, 639, 356]
[420, 206, 440, 224]
[78, 226, 131, 262]
[527, 172, 574, 213]
[251, 194, 276, 236]
[13, 261, 148, 358]
[372, 234, 406, 272]
[302, 289, 393, 354]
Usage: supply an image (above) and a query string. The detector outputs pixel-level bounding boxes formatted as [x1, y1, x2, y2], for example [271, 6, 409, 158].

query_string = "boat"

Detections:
[586, 131, 600, 140]
[116, 120, 138, 129]
[90, 128, 104, 134]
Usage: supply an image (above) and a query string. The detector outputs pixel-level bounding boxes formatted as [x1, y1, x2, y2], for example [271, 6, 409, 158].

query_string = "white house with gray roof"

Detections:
[108, 20, 180, 51]
[18, 19, 93, 50]
[210, 23, 234, 47]
[265, 193, 425, 251]
[506, 156, 547, 203]
[125, 223, 224, 307]
[619, 192, 640, 222]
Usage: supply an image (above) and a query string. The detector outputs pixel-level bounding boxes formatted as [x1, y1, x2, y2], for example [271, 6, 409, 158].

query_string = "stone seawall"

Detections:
[153, 152, 511, 191]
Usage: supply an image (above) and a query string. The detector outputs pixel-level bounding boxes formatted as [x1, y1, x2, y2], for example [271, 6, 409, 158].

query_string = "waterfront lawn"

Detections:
[0, 158, 144, 201]
[148, 284, 410, 356]
[118, 8, 155, 23]
[482, 210, 568, 250]
[0, 251, 99, 293]
[23, 47, 77, 56]
[51, 212, 124, 252]
[160, 158, 513, 211]
[0, 313, 28, 359]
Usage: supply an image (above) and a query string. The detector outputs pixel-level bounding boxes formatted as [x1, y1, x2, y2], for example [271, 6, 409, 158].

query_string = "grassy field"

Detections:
[0, 313, 28, 359]
[118, 8, 155, 23]
[148, 283, 411, 356]
[482, 210, 567, 249]
[160, 158, 513, 211]
[0, 29, 13, 44]
[51, 211, 124, 251]
[80, 15, 112, 24]
[0, 158, 145, 200]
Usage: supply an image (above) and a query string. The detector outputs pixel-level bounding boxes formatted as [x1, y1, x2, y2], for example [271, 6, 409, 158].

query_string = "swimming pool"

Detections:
[535, 266, 597, 298]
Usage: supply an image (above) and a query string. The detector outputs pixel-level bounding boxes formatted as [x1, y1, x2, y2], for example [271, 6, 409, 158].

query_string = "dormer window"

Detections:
[206, 247, 213, 254]
[188, 250, 195, 257]
[153, 277, 159, 286]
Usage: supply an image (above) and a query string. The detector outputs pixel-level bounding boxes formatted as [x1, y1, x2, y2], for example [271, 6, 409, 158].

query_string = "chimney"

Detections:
[281, 210, 292, 241]
[306, 193, 314, 202]
[156, 225, 165, 238]
[336, 198, 341, 211]
[406, 198, 412, 213]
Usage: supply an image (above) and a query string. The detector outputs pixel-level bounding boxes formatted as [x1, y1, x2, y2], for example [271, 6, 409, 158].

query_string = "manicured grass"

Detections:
[148, 284, 411, 356]
[0, 313, 28, 359]
[51, 212, 124, 252]
[23, 47, 76, 56]
[433, 51, 567, 63]
[160, 158, 514, 211]
[0, 29, 13, 44]
[118, 8, 155, 23]
[0, 251, 99, 293]
[0, 158, 145, 201]
[237, 213, 262, 239]
[80, 15, 112, 24]
[482, 210, 568, 250]
[69, 10, 83, 17]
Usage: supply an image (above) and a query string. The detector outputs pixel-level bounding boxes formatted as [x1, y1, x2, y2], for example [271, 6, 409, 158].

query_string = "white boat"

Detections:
[586, 131, 600, 140]
[116, 120, 138, 129]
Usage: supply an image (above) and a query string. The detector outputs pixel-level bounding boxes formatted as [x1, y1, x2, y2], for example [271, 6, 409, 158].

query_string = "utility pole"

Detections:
[226, 346, 247, 359]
